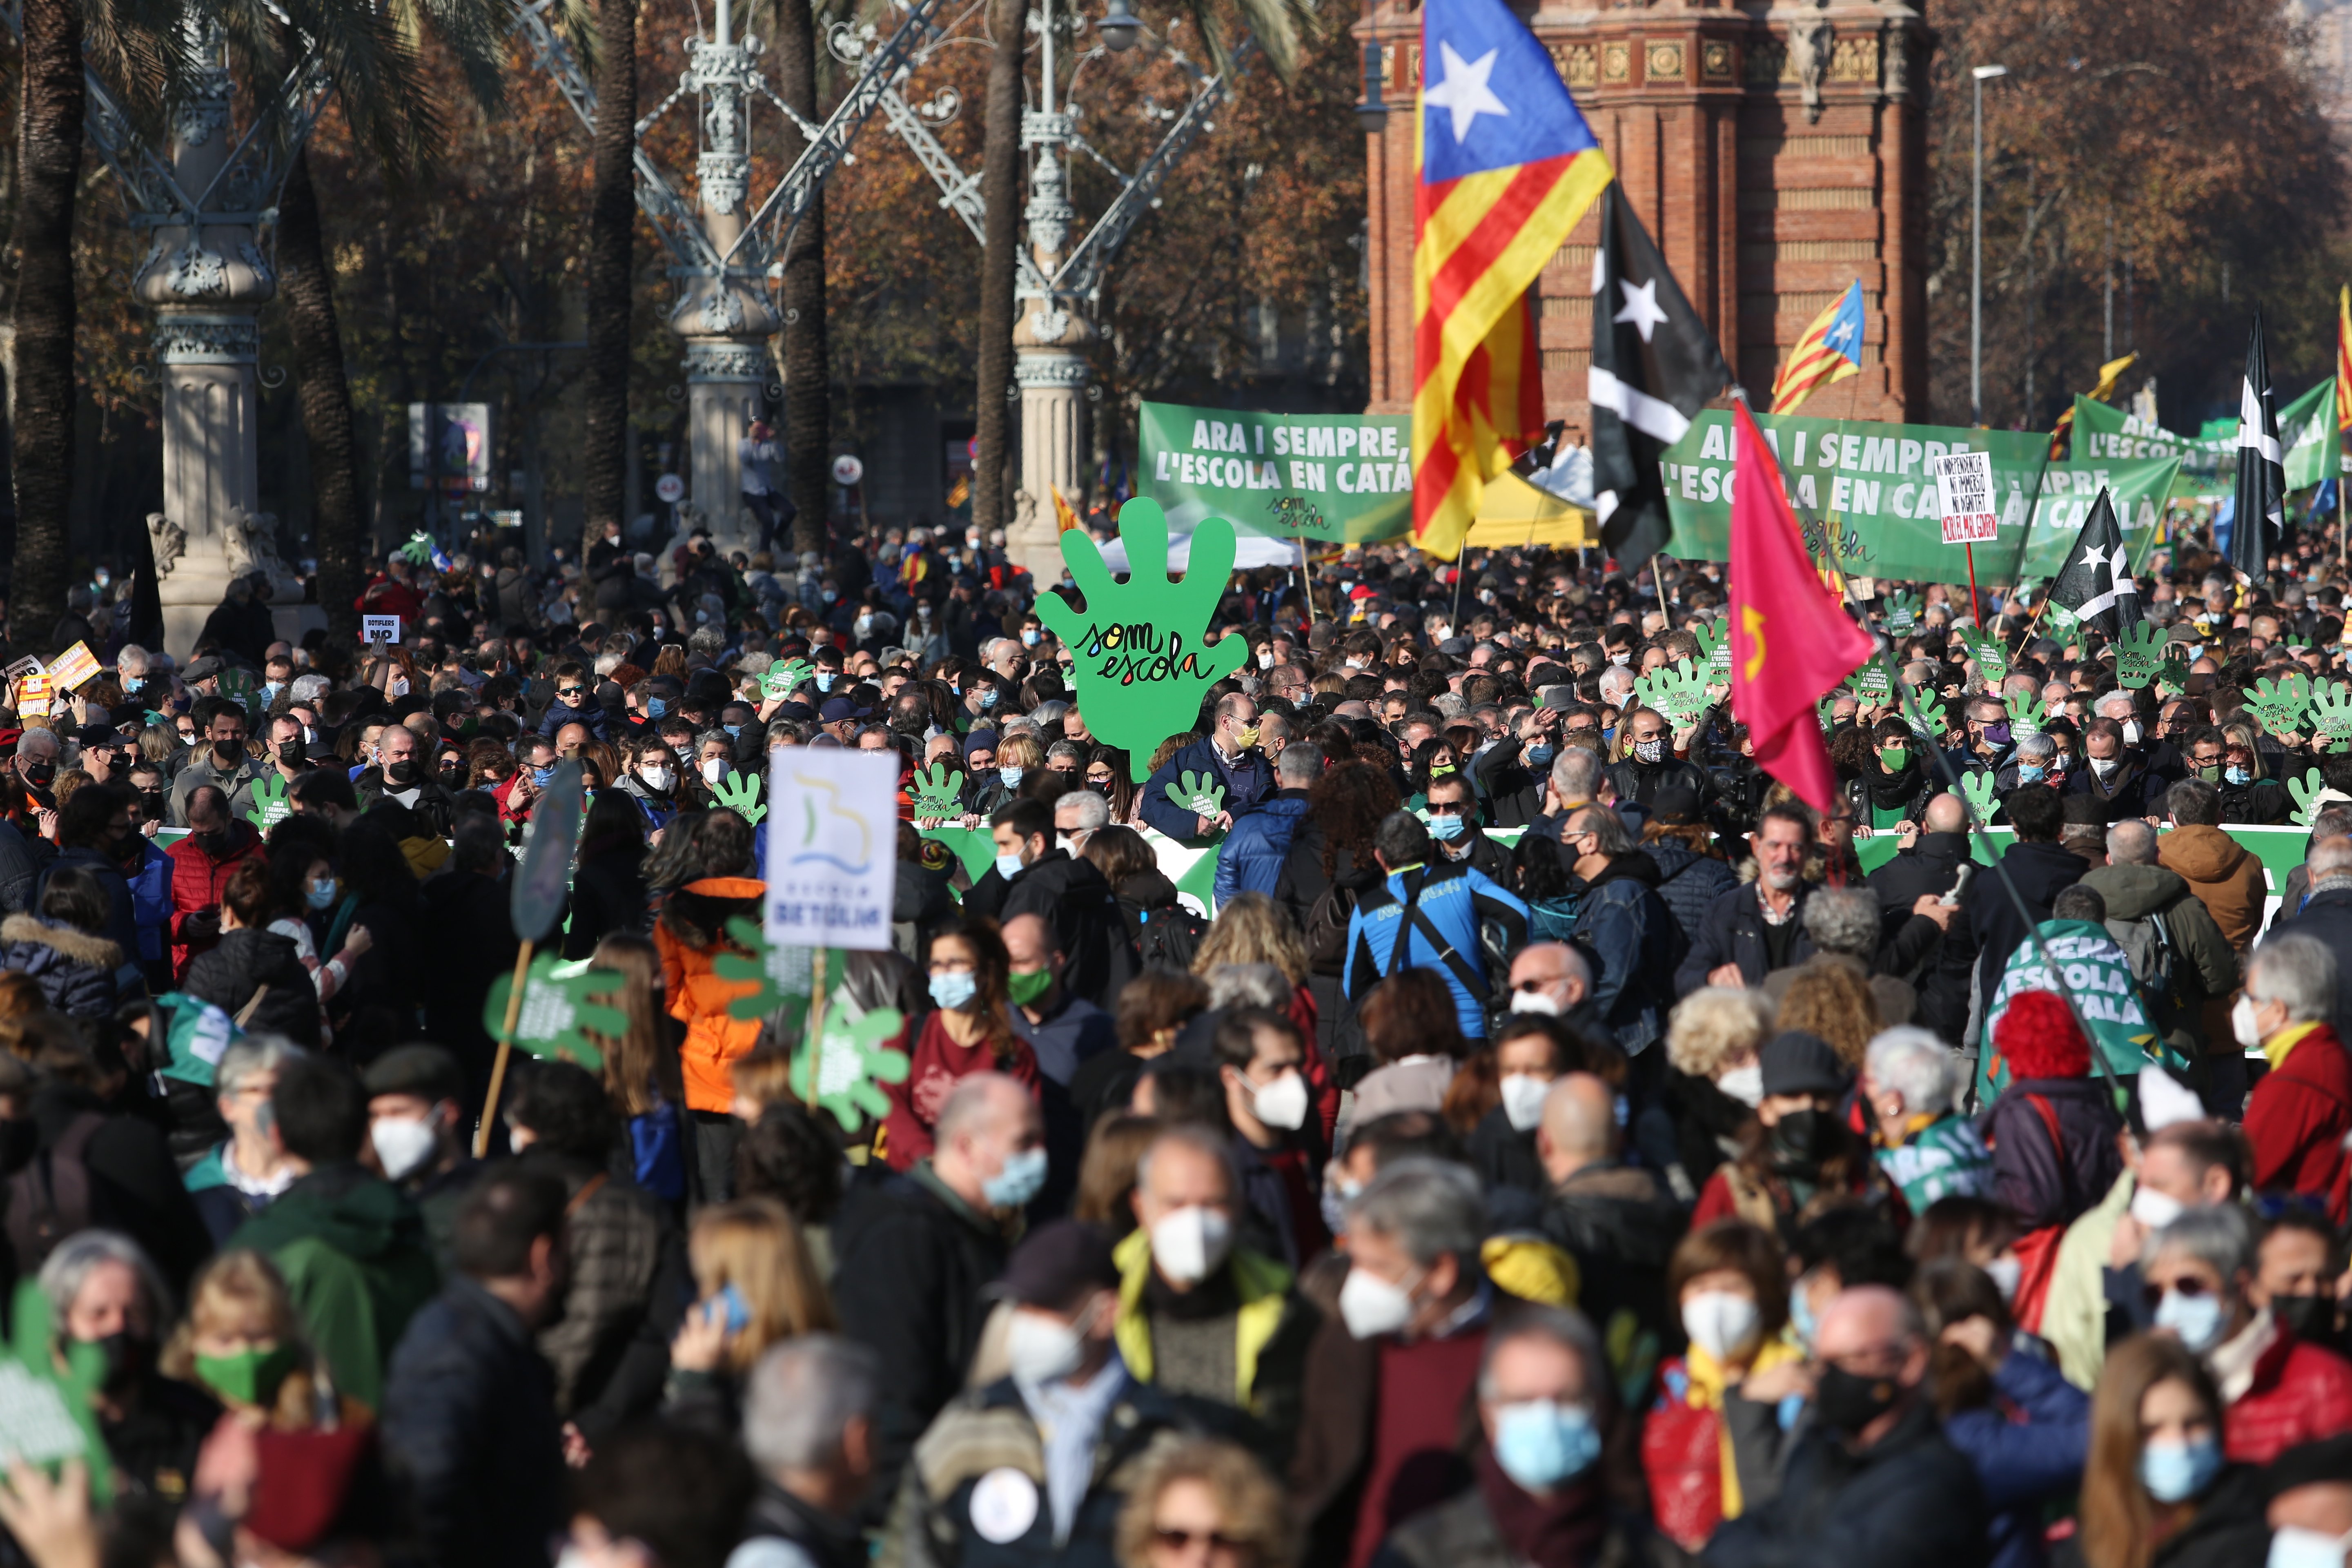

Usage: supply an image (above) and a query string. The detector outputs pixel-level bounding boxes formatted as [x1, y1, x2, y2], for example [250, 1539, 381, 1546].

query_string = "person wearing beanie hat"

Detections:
[1980, 990, 2126, 1238]
[1692, 1032, 1876, 1230]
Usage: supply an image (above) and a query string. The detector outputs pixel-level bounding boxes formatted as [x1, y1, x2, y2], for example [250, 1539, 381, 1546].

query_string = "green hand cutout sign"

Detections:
[1032, 499, 1250, 782]
[760, 659, 814, 703]
[710, 771, 766, 825]
[0, 1280, 113, 1505]
[217, 668, 258, 708]
[2312, 683, 2352, 753]
[1959, 627, 2009, 685]
[482, 955, 630, 1073]
[1635, 660, 1708, 727]
[2114, 621, 2167, 689]
[1847, 661, 1891, 702]
[1881, 590, 1922, 637]
[1909, 692, 1948, 738]
[2289, 769, 2327, 828]
[245, 772, 291, 832]
[910, 764, 966, 819]
[1959, 770, 2001, 826]
[1693, 619, 1730, 674]
[2249, 674, 2313, 736]
[714, 920, 911, 1131]
[2004, 689, 2042, 738]
[717, 920, 821, 1028]
[1166, 771, 1227, 818]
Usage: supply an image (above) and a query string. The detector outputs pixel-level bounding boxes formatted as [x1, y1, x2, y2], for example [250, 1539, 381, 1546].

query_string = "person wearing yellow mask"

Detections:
[1139, 693, 1269, 841]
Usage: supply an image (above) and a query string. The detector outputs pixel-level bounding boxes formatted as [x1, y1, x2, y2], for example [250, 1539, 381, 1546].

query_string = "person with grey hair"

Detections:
[731, 1336, 883, 1568]
[188, 1032, 309, 1242]
[2081, 817, 2237, 1066]
[2267, 808, 2352, 931]
[1296, 1157, 1501, 1559]
[2236, 932, 2352, 1216]
[38, 1229, 220, 1498]
[1369, 1305, 1642, 1568]
[2272, 834, 2352, 1007]
[1214, 739, 1316, 906]
[1345, 811, 1528, 1042]
[1860, 1026, 1993, 1211]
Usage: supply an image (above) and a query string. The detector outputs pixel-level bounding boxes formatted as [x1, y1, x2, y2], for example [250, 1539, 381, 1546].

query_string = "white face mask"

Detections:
[1247, 1069, 1310, 1131]
[370, 1115, 439, 1181]
[1984, 1255, 2022, 1303]
[2090, 756, 2119, 779]
[2129, 1184, 2187, 1232]
[1715, 1063, 1764, 1108]
[2267, 1526, 2352, 1568]
[2232, 994, 2266, 1049]
[1509, 989, 1562, 1016]
[1005, 1304, 1091, 1385]
[701, 757, 726, 785]
[641, 765, 674, 793]
[1499, 1073, 1551, 1133]
[1338, 1264, 1419, 1340]
[1680, 1290, 1762, 1364]
[2121, 720, 2143, 746]
[1149, 1206, 1234, 1286]
[1257, 649, 1274, 669]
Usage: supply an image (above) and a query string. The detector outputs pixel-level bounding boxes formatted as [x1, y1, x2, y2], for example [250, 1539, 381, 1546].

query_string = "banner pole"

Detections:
[1965, 543, 1982, 627]
[475, 938, 537, 1158]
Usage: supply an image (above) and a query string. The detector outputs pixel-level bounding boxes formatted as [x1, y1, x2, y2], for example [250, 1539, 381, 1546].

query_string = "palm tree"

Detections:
[581, 0, 637, 555]
[970, 0, 1025, 541]
[276, 149, 368, 638]
[774, 0, 828, 556]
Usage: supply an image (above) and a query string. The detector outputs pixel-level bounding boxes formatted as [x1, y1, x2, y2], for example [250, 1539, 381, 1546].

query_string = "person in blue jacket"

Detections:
[1342, 809, 1528, 1042]
[536, 661, 611, 742]
[1213, 742, 1319, 905]
[1914, 1257, 2089, 1568]
[1140, 691, 1271, 840]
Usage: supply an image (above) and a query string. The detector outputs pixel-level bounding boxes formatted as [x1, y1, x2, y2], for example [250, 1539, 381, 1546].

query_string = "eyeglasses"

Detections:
[2144, 1277, 2219, 1308]
[1426, 800, 1469, 816]
[1153, 1530, 1245, 1554]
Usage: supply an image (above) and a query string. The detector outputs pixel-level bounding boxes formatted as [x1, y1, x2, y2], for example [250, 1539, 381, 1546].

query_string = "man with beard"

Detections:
[167, 701, 262, 826]
[1605, 705, 1713, 812]
[1677, 803, 1820, 994]
[356, 722, 457, 835]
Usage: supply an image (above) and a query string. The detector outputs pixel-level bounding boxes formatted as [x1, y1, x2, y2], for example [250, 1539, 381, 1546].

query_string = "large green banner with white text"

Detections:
[1657, 410, 2180, 583]
[2073, 378, 2343, 502]
[1139, 401, 1412, 544]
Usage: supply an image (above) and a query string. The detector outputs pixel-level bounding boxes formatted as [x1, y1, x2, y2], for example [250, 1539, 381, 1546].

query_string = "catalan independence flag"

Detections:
[1410, 0, 1611, 560]
[1768, 279, 1864, 414]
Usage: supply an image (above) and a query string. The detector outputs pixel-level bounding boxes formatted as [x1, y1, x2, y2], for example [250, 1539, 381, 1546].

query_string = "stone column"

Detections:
[132, 27, 308, 657]
[1006, 140, 1090, 584]
[668, 4, 781, 562]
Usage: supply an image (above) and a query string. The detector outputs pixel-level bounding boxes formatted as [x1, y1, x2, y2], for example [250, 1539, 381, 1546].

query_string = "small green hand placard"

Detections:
[1693, 619, 1729, 674]
[710, 770, 766, 825]
[1959, 770, 2001, 826]
[1959, 627, 2009, 685]
[2249, 673, 2313, 736]
[911, 764, 966, 818]
[217, 667, 258, 707]
[0, 1280, 116, 1505]
[1634, 659, 1708, 728]
[760, 659, 814, 702]
[1909, 692, 1948, 738]
[2114, 621, 2167, 689]
[714, 919, 910, 1131]
[1817, 696, 1837, 733]
[2156, 676, 2183, 701]
[2290, 769, 2327, 827]
[482, 954, 630, 1073]
[1881, 590, 1922, 637]
[397, 530, 437, 566]
[2004, 689, 2042, 739]
[245, 772, 290, 832]
[1165, 771, 1227, 818]
[719, 921, 821, 1029]
[1033, 498, 1251, 782]
[1847, 661, 1892, 703]
[2312, 683, 2352, 753]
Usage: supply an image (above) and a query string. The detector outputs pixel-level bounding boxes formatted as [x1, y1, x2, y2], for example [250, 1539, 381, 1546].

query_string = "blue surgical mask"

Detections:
[993, 852, 1026, 882]
[647, 697, 668, 719]
[929, 970, 979, 1010]
[1788, 1283, 1819, 1352]
[724, 724, 742, 739]
[982, 1145, 1049, 1209]
[1491, 1400, 1601, 1492]
[999, 766, 1024, 788]
[1429, 813, 1466, 841]
[1526, 744, 1554, 767]
[2138, 1434, 2222, 1503]
[305, 876, 338, 911]
[980, 688, 999, 708]
[715, 1283, 752, 1336]
[1022, 629, 1040, 647]
[2018, 764, 2047, 784]
[2154, 1287, 2227, 1352]
[261, 682, 282, 703]
[533, 765, 557, 787]
[815, 672, 836, 693]
[2225, 766, 2252, 786]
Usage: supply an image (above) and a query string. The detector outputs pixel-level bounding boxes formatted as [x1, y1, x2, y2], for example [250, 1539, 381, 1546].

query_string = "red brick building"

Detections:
[1361, 0, 1929, 432]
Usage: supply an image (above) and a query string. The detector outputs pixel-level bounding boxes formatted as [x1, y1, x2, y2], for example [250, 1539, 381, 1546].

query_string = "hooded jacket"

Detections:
[999, 848, 1140, 1010]
[230, 1160, 441, 1410]
[654, 875, 768, 1113]
[1, 914, 121, 1018]
[185, 925, 322, 1044]
[2243, 1021, 2352, 1224]
[1641, 839, 1740, 953]
[1982, 1076, 2125, 1232]
[2156, 825, 2266, 952]
[2077, 862, 2238, 1057]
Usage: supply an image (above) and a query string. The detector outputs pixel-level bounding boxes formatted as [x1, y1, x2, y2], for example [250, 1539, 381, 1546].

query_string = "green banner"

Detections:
[1139, 401, 1411, 544]
[1657, 410, 2179, 582]
[2075, 378, 2342, 499]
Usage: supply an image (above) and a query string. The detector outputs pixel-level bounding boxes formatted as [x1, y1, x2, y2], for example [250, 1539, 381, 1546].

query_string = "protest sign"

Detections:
[1033, 498, 1252, 780]
[765, 747, 898, 949]
[481, 953, 630, 1071]
[2074, 377, 2343, 499]
[1931, 450, 1998, 545]
[362, 615, 402, 644]
[1139, 401, 1411, 543]
[45, 642, 100, 691]
[14, 674, 52, 719]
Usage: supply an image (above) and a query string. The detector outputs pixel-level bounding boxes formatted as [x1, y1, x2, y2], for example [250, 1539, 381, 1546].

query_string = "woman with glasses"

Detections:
[1115, 1438, 1293, 1568]
[1085, 745, 1141, 826]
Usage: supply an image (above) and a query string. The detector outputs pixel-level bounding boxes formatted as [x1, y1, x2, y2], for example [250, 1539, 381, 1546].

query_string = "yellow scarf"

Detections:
[2263, 1020, 2323, 1073]
[1681, 1336, 1807, 1519]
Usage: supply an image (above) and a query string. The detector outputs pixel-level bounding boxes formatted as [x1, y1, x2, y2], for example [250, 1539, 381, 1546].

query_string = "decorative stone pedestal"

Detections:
[1004, 138, 1092, 586]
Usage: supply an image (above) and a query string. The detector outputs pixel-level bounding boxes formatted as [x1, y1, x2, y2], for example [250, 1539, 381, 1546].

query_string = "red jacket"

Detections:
[2223, 1326, 2352, 1465]
[2245, 1022, 2352, 1224]
[879, 1008, 1039, 1170]
[166, 825, 267, 983]
[355, 574, 426, 623]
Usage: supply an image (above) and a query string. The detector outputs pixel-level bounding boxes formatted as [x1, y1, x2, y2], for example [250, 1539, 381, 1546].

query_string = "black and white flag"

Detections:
[2229, 310, 2285, 584]
[2045, 488, 2142, 637]
[1589, 182, 1733, 575]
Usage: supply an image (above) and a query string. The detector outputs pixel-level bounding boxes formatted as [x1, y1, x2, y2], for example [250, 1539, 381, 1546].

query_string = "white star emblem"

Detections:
[1614, 278, 1669, 342]
[1423, 41, 1510, 144]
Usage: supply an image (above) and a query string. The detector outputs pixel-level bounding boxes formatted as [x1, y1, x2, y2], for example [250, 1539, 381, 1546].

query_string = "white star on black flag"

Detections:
[2046, 488, 2143, 637]
[2229, 310, 2285, 584]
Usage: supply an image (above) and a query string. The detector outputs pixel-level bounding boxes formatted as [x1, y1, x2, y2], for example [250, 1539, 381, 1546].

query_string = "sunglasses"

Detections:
[1153, 1530, 1245, 1553]
[2145, 1277, 2219, 1309]
[1426, 800, 1469, 815]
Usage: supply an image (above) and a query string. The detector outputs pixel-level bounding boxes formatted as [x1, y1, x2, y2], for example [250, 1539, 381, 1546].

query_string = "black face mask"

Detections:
[0, 1117, 34, 1176]
[385, 758, 419, 786]
[1767, 1108, 1827, 1171]
[277, 742, 305, 768]
[22, 760, 54, 788]
[89, 1330, 152, 1393]
[213, 737, 244, 764]
[103, 753, 127, 777]
[192, 829, 229, 856]
[2272, 1292, 2338, 1344]
[1813, 1361, 1903, 1437]
[137, 789, 166, 823]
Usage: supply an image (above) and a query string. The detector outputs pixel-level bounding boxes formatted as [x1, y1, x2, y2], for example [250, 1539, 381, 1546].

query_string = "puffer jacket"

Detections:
[2218, 1314, 2352, 1464]
[1214, 788, 1312, 906]
[2077, 862, 2238, 1058]
[0, 914, 124, 1018]
[653, 875, 766, 1112]
[1642, 839, 1740, 952]
[185, 926, 321, 1044]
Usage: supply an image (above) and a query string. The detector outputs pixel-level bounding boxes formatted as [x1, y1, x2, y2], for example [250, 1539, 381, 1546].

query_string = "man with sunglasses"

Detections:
[1423, 773, 1510, 885]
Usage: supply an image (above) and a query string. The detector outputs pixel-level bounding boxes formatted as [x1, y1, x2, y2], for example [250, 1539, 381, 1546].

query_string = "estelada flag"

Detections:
[1768, 279, 1864, 414]
[1728, 399, 1873, 814]
[1409, 0, 1612, 560]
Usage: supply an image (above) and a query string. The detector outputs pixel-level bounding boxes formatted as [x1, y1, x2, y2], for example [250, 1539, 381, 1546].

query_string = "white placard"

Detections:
[764, 746, 898, 950]
[1931, 450, 1998, 545]
[362, 615, 402, 645]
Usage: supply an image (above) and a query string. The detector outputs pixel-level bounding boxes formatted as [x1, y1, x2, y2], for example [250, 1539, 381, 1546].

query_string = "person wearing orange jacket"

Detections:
[653, 872, 765, 1200]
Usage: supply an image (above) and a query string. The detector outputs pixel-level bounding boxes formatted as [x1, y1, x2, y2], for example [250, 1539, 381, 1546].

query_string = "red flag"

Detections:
[1729, 399, 1873, 815]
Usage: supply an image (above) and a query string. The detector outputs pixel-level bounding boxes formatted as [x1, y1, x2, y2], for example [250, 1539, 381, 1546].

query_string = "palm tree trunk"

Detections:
[774, 0, 828, 556]
[972, 0, 1028, 537]
[9, 0, 82, 648]
[277, 148, 365, 640]
[581, 0, 637, 553]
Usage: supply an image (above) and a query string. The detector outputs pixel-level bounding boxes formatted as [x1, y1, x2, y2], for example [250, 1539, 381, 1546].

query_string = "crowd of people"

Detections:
[0, 515, 2348, 1568]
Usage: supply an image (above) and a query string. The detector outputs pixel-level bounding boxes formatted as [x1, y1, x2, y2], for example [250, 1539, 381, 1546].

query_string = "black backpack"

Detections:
[1136, 903, 1208, 972]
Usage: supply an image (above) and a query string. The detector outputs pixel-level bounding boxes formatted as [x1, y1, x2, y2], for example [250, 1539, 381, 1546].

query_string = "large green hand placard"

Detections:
[481, 954, 630, 1072]
[2312, 683, 2352, 753]
[2249, 674, 2312, 736]
[1692, 620, 1729, 674]
[710, 771, 766, 825]
[0, 1280, 114, 1504]
[217, 668, 258, 708]
[2113, 622, 2167, 689]
[1847, 661, 1891, 703]
[1634, 660, 1708, 727]
[1033, 499, 1251, 782]
[760, 659, 814, 703]
[245, 773, 291, 832]
[911, 764, 966, 819]
[2003, 689, 2041, 739]
[1909, 691, 1948, 738]
[2289, 770, 2327, 828]
[1958, 627, 2009, 685]
[1959, 770, 2000, 826]
[1880, 591, 1922, 637]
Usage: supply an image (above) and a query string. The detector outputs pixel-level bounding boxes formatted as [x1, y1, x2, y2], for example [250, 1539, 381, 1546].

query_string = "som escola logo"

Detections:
[784, 769, 875, 875]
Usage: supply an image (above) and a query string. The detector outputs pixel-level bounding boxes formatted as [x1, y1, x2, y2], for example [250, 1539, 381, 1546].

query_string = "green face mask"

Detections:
[1879, 746, 1909, 770]
[1007, 968, 1054, 1007]
[194, 1343, 301, 1408]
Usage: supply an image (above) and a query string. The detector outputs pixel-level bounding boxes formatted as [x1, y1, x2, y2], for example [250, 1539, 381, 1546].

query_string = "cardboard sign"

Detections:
[15, 674, 53, 719]
[1931, 450, 1998, 545]
[765, 747, 899, 950]
[482, 953, 630, 1071]
[0, 657, 42, 684]
[362, 615, 402, 645]
[46, 642, 100, 692]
